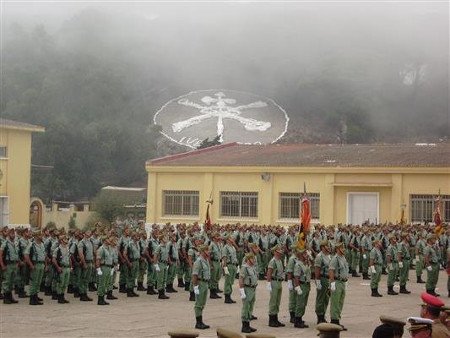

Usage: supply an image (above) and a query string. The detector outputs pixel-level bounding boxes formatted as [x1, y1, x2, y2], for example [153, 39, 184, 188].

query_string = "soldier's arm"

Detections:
[24, 254, 34, 270]
[78, 244, 86, 268]
[0, 249, 5, 270]
[266, 267, 273, 282]
[52, 256, 62, 273]
[328, 267, 335, 282]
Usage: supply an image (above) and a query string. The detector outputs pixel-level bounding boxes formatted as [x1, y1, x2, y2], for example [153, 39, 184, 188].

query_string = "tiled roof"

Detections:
[148, 143, 450, 167]
[0, 118, 45, 132]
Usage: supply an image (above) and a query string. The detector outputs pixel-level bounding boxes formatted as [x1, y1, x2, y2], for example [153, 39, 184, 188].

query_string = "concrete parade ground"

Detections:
[0, 270, 448, 338]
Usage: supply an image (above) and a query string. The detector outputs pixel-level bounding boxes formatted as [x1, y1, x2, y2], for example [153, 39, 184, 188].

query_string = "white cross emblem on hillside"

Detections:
[172, 92, 271, 143]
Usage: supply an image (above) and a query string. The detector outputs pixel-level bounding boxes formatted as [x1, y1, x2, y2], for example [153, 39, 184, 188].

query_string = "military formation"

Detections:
[1, 221, 450, 335]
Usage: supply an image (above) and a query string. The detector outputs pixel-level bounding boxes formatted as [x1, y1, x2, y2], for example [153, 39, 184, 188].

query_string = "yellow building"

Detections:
[0, 118, 45, 226]
[146, 143, 450, 226]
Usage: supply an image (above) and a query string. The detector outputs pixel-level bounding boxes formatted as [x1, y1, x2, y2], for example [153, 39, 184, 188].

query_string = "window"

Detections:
[279, 192, 320, 219]
[410, 194, 450, 223]
[220, 191, 258, 218]
[0, 146, 6, 158]
[163, 190, 199, 216]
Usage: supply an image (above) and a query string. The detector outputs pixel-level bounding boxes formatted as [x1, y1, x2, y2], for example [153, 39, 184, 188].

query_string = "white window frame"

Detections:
[0, 196, 9, 227]
[278, 192, 320, 221]
[162, 190, 199, 217]
[220, 191, 258, 218]
[346, 192, 379, 225]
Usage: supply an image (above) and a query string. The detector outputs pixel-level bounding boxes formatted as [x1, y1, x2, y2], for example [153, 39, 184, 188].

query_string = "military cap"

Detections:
[427, 234, 437, 241]
[271, 244, 283, 253]
[244, 252, 255, 261]
[334, 242, 344, 249]
[379, 315, 406, 332]
[407, 317, 433, 333]
[216, 327, 243, 338]
[320, 240, 329, 247]
[167, 329, 199, 338]
[372, 238, 381, 245]
[316, 323, 343, 338]
[197, 244, 209, 253]
[421, 291, 444, 309]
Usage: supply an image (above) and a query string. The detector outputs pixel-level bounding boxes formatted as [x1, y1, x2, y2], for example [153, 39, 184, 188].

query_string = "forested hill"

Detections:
[1, 4, 448, 202]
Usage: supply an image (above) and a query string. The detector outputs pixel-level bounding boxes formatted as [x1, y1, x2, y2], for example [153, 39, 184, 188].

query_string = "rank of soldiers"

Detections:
[0, 221, 449, 334]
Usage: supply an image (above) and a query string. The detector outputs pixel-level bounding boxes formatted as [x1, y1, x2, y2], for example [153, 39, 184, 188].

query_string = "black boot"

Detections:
[166, 283, 177, 293]
[275, 314, 285, 327]
[352, 270, 361, 277]
[427, 289, 440, 297]
[241, 321, 252, 333]
[216, 287, 223, 293]
[189, 291, 195, 301]
[317, 314, 327, 324]
[158, 289, 169, 299]
[127, 288, 138, 297]
[294, 317, 309, 328]
[80, 293, 93, 301]
[58, 294, 69, 304]
[106, 290, 118, 300]
[268, 314, 278, 327]
[224, 294, 236, 304]
[387, 286, 398, 295]
[67, 285, 74, 294]
[131, 288, 140, 297]
[184, 282, 190, 291]
[417, 276, 425, 284]
[146, 285, 157, 295]
[44, 286, 52, 296]
[88, 283, 97, 291]
[29, 294, 41, 305]
[363, 273, 370, 280]
[119, 284, 127, 293]
[36, 294, 44, 303]
[371, 288, 382, 297]
[210, 289, 221, 299]
[290, 311, 295, 323]
[399, 285, 411, 294]
[137, 282, 147, 291]
[250, 315, 258, 320]
[195, 316, 210, 330]
[97, 295, 110, 305]
[18, 287, 29, 298]
[177, 278, 185, 288]
[331, 319, 347, 331]
[73, 288, 80, 298]
[52, 291, 58, 300]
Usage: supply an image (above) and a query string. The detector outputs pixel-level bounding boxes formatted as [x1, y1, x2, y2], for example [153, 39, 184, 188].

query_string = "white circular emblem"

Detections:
[154, 89, 289, 149]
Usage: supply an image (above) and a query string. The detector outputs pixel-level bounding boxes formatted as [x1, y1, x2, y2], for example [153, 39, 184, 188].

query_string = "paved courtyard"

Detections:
[1, 270, 448, 338]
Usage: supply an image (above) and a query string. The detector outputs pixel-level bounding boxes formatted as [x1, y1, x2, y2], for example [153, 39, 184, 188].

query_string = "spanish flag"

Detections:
[296, 183, 311, 250]
[434, 195, 443, 236]
[205, 202, 212, 231]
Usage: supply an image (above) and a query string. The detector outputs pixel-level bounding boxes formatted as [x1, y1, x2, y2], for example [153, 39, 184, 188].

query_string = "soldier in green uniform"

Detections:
[187, 237, 201, 301]
[89, 230, 101, 291]
[118, 227, 131, 293]
[24, 230, 46, 305]
[137, 231, 148, 291]
[397, 232, 411, 294]
[192, 244, 211, 330]
[267, 244, 285, 328]
[106, 236, 118, 300]
[155, 233, 170, 299]
[286, 244, 297, 323]
[15, 227, 30, 298]
[78, 230, 94, 301]
[369, 239, 383, 297]
[424, 234, 440, 296]
[145, 228, 159, 295]
[125, 231, 141, 297]
[166, 232, 179, 293]
[0, 228, 19, 304]
[348, 228, 361, 277]
[96, 236, 114, 305]
[386, 234, 399, 295]
[360, 229, 372, 280]
[293, 247, 311, 328]
[239, 252, 258, 333]
[209, 232, 222, 299]
[329, 242, 349, 331]
[315, 239, 331, 324]
[221, 235, 238, 304]
[415, 233, 426, 283]
[52, 235, 71, 304]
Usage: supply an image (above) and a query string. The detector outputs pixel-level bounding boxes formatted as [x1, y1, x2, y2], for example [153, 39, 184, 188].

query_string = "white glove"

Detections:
[363, 254, 367, 259]
[239, 288, 246, 299]
[345, 281, 348, 290]
[412, 259, 416, 265]
[330, 281, 336, 292]
[370, 265, 376, 274]
[97, 267, 103, 276]
[295, 285, 302, 295]
[193, 285, 200, 295]
[398, 262, 403, 268]
[415, 255, 420, 262]
[224, 266, 230, 275]
[154, 264, 161, 272]
[427, 265, 432, 271]
[287, 279, 293, 290]
[114, 264, 119, 271]
[388, 263, 393, 271]
[266, 282, 272, 292]
[315, 279, 322, 290]
[110, 268, 114, 276]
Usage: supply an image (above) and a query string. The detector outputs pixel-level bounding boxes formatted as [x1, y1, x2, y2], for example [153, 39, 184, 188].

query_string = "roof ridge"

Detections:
[148, 142, 238, 165]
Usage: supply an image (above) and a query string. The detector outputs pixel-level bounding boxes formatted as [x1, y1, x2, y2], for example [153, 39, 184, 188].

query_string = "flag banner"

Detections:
[205, 203, 212, 231]
[301, 194, 311, 234]
[434, 196, 443, 235]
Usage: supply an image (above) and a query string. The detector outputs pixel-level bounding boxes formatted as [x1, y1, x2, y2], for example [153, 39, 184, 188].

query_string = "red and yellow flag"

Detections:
[434, 195, 443, 236]
[205, 203, 212, 231]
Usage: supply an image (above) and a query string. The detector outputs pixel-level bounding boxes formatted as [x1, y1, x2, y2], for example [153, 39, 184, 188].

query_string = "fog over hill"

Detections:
[1, 2, 448, 201]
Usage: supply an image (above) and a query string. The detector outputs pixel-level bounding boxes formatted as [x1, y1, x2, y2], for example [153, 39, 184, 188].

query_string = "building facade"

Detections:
[0, 118, 45, 226]
[145, 143, 450, 226]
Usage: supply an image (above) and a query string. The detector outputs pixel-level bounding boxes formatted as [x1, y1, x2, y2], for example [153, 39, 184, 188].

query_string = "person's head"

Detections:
[407, 317, 433, 338]
[244, 252, 255, 266]
[320, 240, 330, 253]
[420, 292, 444, 319]
[335, 242, 345, 255]
[372, 316, 406, 338]
[272, 245, 283, 258]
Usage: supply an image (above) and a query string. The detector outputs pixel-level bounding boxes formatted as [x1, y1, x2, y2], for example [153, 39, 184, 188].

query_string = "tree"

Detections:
[91, 191, 127, 224]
